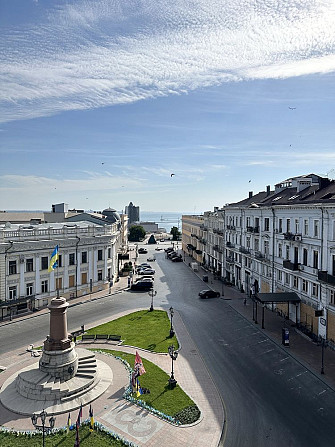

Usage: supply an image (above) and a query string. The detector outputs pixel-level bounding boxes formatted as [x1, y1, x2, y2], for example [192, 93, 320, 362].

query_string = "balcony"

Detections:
[195, 249, 202, 255]
[318, 271, 335, 285]
[253, 226, 260, 234]
[255, 251, 264, 260]
[246, 226, 253, 233]
[284, 232, 295, 241]
[283, 260, 299, 271]
[226, 257, 234, 264]
[239, 246, 250, 254]
[227, 225, 236, 230]
[226, 241, 235, 248]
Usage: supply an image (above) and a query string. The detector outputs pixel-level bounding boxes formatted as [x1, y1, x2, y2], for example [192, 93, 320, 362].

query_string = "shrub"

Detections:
[174, 405, 201, 425]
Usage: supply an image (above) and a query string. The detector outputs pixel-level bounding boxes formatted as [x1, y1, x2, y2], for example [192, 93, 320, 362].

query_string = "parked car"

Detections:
[147, 256, 156, 261]
[155, 247, 163, 251]
[131, 281, 153, 290]
[136, 263, 151, 272]
[199, 289, 220, 299]
[164, 247, 174, 252]
[138, 248, 148, 254]
[167, 251, 177, 259]
[135, 276, 154, 282]
[138, 268, 155, 275]
[171, 256, 183, 262]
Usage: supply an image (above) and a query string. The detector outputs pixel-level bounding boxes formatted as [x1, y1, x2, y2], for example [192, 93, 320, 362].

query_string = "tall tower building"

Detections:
[125, 202, 140, 224]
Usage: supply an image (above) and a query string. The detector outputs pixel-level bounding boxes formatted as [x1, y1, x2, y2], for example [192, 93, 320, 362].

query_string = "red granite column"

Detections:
[44, 297, 71, 351]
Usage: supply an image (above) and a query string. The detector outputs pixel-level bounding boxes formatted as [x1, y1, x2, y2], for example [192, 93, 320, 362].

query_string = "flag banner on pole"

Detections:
[77, 403, 83, 425]
[67, 413, 71, 433]
[136, 378, 143, 397]
[74, 420, 80, 447]
[89, 404, 94, 432]
[135, 351, 146, 376]
[48, 245, 59, 272]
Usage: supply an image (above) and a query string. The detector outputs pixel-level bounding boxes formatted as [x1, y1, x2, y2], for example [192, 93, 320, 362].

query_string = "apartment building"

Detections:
[201, 174, 335, 342]
[0, 221, 121, 319]
[181, 214, 205, 264]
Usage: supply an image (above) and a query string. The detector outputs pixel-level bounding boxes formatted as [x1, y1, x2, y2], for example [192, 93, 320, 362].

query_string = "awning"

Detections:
[256, 292, 300, 303]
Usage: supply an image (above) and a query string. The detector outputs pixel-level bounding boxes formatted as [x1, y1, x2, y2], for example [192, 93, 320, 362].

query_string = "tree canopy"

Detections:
[129, 225, 146, 242]
[170, 226, 181, 241]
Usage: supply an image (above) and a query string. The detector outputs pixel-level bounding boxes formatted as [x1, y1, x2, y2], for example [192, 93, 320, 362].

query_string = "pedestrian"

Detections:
[244, 297, 247, 306]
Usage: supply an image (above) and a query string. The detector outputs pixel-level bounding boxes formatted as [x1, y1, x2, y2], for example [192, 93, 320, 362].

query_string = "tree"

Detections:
[129, 225, 146, 242]
[170, 226, 181, 241]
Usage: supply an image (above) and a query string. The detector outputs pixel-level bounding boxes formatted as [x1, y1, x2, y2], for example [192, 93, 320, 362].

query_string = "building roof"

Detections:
[0, 212, 45, 224]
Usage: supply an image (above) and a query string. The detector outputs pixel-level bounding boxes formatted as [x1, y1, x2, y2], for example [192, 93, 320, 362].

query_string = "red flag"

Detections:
[135, 351, 146, 376]
[77, 404, 82, 425]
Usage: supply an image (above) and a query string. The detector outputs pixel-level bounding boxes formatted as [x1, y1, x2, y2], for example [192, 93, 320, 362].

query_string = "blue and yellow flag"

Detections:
[48, 245, 59, 272]
[89, 404, 94, 432]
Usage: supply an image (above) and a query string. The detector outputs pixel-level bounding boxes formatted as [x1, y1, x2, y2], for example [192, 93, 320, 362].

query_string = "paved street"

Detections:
[1, 241, 335, 446]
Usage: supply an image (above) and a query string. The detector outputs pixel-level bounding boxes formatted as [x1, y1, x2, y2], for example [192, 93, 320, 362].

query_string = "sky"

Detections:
[1, 0, 335, 213]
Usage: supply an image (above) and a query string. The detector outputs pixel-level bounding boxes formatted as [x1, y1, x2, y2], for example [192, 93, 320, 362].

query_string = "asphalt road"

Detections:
[1, 244, 335, 446]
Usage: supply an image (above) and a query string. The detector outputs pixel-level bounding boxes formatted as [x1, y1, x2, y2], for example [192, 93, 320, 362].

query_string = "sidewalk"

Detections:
[192, 259, 335, 390]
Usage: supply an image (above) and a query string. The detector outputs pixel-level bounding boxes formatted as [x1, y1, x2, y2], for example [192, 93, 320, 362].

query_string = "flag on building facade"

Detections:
[89, 404, 94, 432]
[48, 245, 59, 272]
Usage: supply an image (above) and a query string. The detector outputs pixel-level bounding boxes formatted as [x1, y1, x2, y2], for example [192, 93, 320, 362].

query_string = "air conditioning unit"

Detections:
[294, 234, 302, 241]
[299, 265, 304, 271]
[20, 255, 25, 263]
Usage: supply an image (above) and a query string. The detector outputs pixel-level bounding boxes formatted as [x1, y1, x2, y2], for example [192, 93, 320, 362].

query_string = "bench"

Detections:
[95, 334, 109, 340]
[108, 335, 121, 341]
[81, 334, 96, 341]
[81, 334, 121, 342]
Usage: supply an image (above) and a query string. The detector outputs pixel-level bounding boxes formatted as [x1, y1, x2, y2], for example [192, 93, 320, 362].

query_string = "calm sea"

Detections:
[138, 211, 192, 233]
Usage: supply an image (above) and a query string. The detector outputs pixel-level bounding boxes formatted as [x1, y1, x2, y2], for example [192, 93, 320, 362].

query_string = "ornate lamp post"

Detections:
[169, 306, 175, 337]
[31, 409, 56, 447]
[168, 344, 178, 388]
[148, 289, 157, 312]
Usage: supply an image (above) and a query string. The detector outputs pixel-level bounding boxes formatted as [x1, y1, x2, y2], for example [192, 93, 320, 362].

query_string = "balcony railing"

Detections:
[318, 271, 335, 285]
[226, 241, 235, 248]
[283, 260, 299, 271]
[239, 246, 250, 254]
[226, 257, 234, 264]
[255, 251, 264, 260]
[284, 232, 295, 241]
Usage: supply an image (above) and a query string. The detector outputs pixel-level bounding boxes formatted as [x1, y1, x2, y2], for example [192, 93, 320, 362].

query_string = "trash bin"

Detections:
[203, 275, 208, 282]
[282, 328, 290, 346]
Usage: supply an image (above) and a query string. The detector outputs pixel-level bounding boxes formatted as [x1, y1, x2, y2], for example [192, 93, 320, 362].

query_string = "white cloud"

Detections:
[1, 0, 335, 122]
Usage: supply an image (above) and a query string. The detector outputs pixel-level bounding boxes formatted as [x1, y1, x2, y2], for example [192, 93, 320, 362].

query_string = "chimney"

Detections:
[266, 185, 270, 196]
[249, 191, 253, 199]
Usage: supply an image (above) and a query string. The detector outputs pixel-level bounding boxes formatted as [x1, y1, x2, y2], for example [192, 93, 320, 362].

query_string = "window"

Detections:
[278, 244, 282, 258]
[285, 273, 290, 285]
[69, 275, 75, 288]
[295, 219, 299, 234]
[58, 255, 62, 268]
[41, 280, 48, 293]
[264, 240, 269, 257]
[278, 270, 282, 281]
[311, 283, 319, 297]
[302, 279, 308, 293]
[26, 258, 34, 272]
[26, 282, 33, 296]
[98, 269, 103, 281]
[278, 219, 283, 233]
[293, 276, 298, 288]
[313, 250, 319, 269]
[314, 220, 319, 238]
[82, 251, 87, 264]
[254, 239, 259, 251]
[69, 253, 75, 266]
[56, 277, 62, 290]
[246, 217, 250, 227]
[9, 260, 17, 275]
[108, 248, 111, 258]
[304, 219, 309, 236]
[81, 272, 87, 284]
[285, 245, 290, 260]
[264, 218, 270, 232]
[98, 249, 103, 261]
[286, 219, 291, 233]
[330, 290, 335, 306]
[9, 286, 17, 300]
[303, 248, 308, 266]
[41, 256, 48, 270]
[246, 237, 250, 248]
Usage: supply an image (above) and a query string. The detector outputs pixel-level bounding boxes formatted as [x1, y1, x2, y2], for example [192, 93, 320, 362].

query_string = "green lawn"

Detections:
[95, 349, 195, 418]
[0, 426, 126, 447]
[86, 310, 179, 352]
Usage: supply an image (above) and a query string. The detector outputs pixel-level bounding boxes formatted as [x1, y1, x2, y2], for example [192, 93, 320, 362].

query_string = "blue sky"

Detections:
[1, 0, 335, 213]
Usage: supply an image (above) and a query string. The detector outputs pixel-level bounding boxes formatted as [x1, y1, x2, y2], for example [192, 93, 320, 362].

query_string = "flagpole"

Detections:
[56, 248, 60, 299]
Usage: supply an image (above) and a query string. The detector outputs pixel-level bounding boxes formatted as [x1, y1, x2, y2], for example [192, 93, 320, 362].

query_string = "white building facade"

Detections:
[203, 174, 335, 345]
[0, 221, 121, 319]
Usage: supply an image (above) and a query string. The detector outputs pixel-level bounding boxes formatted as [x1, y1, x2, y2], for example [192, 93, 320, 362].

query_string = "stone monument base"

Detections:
[0, 349, 113, 415]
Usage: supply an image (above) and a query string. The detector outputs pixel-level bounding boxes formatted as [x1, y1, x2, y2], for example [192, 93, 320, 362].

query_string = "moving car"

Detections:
[167, 251, 178, 259]
[147, 256, 156, 261]
[199, 290, 220, 299]
[131, 281, 153, 290]
[138, 248, 148, 254]
[155, 247, 163, 251]
[135, 276, 154, 282]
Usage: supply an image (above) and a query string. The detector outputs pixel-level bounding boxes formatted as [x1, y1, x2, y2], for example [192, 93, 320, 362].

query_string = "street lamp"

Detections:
[31, 409, 56, 447]
[168, 344, 178, 388]
[169, 306, 175, 337]
[148, 289, 157, 312]
[321, 337, 328, 375]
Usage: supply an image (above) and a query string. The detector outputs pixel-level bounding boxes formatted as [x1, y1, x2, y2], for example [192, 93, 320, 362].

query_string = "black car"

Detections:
[131, 281, 153, 290]
[199, 289, 220, 299]
[171, 256, 183, 262]
[138, 248, 148, 254]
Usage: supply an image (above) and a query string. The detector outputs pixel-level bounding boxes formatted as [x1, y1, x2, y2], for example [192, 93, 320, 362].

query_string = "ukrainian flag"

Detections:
[48, 245, 59, 272]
